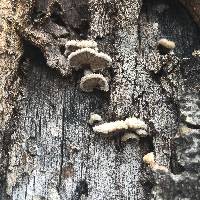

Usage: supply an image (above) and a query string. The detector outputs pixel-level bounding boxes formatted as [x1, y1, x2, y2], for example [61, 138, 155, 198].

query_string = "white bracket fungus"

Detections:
[80, 70, 109, 92]
[143, 152, 169, 173]
[68, 48, 112, 71]
[65, 40, 98, 52]
[125, 117, 147, 130]
[88, 113, 103, 125]
[93, 120, 128, 134]
[158, 38, 175, 55]
[93, 116, 148, 137]
[67, 42, 112, 92]
[158, 38, 175, 49]
[192, 50, 200, 57]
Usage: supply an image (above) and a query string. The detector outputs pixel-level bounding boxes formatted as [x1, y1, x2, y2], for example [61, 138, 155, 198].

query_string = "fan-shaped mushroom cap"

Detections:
[93, 120, 128, 134]
[158, 38, 175, 49]
[68, 48, 112, 71]
[80, 73, 109, 92]
[66, 40, 98, 52]
[125, 117, 147, 130]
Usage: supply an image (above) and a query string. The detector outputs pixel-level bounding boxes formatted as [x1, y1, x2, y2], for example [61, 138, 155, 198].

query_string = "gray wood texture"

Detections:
[0, 0, 199, 199]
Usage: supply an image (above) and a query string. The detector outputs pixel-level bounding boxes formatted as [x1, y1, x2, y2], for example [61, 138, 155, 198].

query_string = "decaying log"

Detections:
[0, 0, 199, 199]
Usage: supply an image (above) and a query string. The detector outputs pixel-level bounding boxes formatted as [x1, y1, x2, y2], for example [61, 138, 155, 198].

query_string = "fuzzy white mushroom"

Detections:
[68, 48, 112, 71]
[80, 70, 109, 92]
[121, 133, 139, 142]
[125, 117, 147, 130]
[65, 40, 98, 52]
[135, 129, 148, 137]
[158, 38, 175, 49]
[143, 152, 155, 166]
[88, 113, 102, 125]
[192, 50, 200, 57]
[152, 164, 169, 173]
[93, 120, 128, 134]
[93, 116, 147, 135]
[143, 152, 168, 173]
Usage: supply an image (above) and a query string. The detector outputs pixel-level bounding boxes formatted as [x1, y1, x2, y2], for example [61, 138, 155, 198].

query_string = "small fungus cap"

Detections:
[80, 73, 109, 92]
[158, 38, 175, 49]
[66, 40, 98, 52]
[125, 117, 147, 130]
[68, 48, 112, 71]
[89, 113, 102, 125]
[93, 120, 128, 134]
[143, 152, 155, 165]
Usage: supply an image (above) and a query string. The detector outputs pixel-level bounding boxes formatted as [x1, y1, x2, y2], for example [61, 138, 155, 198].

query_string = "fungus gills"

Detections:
[68, 48, 112, 71]
[121, 133, 139, 142]
[80, 72, 109, 92]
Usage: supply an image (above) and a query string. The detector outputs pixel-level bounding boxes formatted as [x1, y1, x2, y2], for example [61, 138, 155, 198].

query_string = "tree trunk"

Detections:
[0, 0, 199, 199]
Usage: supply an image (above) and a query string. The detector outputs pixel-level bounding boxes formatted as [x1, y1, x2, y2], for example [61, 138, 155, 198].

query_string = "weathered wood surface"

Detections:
[0, 0, 200, 199]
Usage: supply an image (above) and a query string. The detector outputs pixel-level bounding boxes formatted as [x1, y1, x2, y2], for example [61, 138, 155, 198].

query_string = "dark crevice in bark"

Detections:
[59, 45, 66, 55]
[70, 3, 91, 39]
[184, 123, 200, 129]
[137, 6, 143, 54]
[58, 107, 66, 189]
[72, 179, 88, 200]
[0, 178, 10, 200]
[140, 136, 154, 153]
[50, 2, 65, 28]
[170, 145, 185, 174]
[142, 179, 154, 199]
[21, 39, 47, 66]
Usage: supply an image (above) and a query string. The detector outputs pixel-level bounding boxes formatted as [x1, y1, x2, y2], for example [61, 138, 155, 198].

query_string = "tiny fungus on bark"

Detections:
[65, 40, 98, 52]
[143, 152, 155, 165]
[158, 38, 175, 55]
[125, 117, 147, 130]
[93, 116, 148, 137]
[68, 48, 112, 71]
[88, 113, 102, 125]
[67, 44, 112, 92]
[93, 120, 128, 134]
[143, 152, 169, 173]
[80, 71, 109, 92]
[192, 50, 200, 57]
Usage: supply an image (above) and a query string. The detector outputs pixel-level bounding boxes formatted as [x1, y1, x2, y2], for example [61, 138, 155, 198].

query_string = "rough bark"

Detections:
[0, 0, 199, 199]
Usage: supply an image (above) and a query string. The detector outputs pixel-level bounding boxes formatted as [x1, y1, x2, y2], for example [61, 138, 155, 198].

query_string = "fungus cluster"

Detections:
[92, 116, 148, 141]
[66, 40, 112, 92]
[143, 152, 168, 173]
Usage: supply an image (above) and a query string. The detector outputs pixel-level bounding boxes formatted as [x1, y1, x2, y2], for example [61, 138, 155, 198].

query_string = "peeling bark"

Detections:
[0, 0, 199, 199]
